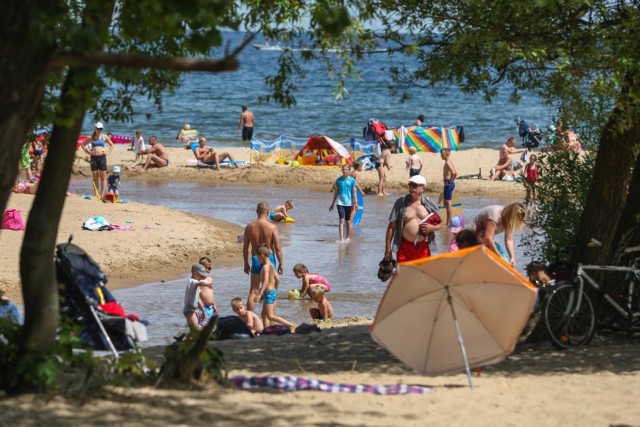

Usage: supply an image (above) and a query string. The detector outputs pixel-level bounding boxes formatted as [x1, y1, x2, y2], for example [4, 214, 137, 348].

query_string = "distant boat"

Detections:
[252, 43, 286, 51]
[252, 43, 387, 54]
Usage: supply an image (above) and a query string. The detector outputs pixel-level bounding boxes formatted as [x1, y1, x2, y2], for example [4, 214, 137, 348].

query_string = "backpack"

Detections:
[1, 209, 25, 230]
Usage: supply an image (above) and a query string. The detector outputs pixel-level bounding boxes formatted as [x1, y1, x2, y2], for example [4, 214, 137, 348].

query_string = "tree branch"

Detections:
[49, 51, 240, 73]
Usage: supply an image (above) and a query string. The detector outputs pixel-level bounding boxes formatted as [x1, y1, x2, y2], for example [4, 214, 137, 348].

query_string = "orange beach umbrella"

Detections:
[371, 245, 537, 388]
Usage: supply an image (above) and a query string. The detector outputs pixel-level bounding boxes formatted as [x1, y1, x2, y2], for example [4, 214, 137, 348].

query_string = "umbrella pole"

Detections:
[446, 285, 474, 390]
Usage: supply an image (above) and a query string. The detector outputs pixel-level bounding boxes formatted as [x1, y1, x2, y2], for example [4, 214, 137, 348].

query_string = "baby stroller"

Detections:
[56, 240, 148, 358]
[515, 117, 545, 149]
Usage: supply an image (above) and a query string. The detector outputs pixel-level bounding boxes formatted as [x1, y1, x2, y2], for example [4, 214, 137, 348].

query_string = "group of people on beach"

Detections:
[182, 200, 333, 335]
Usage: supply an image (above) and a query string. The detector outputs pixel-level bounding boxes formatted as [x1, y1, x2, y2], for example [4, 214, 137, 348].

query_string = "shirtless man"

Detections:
[489, 137, 527, 181]
[194, 137, 234, 169]
[242, 201, 284, 312]
[237, 105, 255, 143]
[139, 136, 169, 170]
[384, 175, 442, 263]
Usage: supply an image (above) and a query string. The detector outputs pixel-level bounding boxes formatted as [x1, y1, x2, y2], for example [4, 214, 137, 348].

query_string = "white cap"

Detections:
[408, 175, 427, 186]
[112, 166, 121, 173]
[95, 122, 104, 129]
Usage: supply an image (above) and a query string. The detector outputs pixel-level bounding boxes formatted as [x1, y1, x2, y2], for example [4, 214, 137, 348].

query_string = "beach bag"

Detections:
[1, 209, 25, 230]
[82, 216, 113, 231]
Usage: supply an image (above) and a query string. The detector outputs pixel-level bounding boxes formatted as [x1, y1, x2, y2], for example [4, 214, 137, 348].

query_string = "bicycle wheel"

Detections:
[543, 283, 596, 349]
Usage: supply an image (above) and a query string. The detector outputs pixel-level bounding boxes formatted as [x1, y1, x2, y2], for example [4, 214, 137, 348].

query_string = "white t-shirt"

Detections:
[183, 278, 200, 312]
[134, 136, 146, 154]
[471, 205, 505, 235]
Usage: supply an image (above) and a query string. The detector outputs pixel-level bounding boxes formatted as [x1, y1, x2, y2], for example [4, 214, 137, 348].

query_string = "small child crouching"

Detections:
[309, 285, 333, 321]
[231, 297, 264, 336]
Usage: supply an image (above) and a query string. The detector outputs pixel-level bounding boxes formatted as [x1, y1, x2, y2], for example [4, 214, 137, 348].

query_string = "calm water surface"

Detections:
[68, 178, 526, 347]
[80, 31, 554, 149]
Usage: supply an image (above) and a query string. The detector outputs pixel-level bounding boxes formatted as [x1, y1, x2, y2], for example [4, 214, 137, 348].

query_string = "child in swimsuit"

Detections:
[292, 263, 333, 298]
[269, 200, 294, 222]
[309, 285, 333, 321]
[255, 244, 294, 330]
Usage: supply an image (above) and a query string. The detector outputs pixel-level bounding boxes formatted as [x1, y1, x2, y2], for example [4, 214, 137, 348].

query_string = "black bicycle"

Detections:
[542, 241, 640, 349]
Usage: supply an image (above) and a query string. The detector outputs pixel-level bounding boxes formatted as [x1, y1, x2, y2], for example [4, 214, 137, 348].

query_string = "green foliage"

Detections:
[0, 317, 91, 393]
[158, 327, 225, 385]
[521, 151, 594, 262]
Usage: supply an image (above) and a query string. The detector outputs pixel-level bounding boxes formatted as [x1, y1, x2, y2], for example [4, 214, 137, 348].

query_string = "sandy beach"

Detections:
[4, 144, 638, 426]
[2, 143, 523, 303]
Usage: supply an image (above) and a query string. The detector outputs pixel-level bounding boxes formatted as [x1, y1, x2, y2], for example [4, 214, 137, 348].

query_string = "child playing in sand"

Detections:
[255, 244, 295, 329]
[269, 200, 294, 222]
[292, 263, 333, 298]
[196, 256, 218, 327]
[106, 166, 121, 199]
[183, 263, 213, 330]
[405, 147, 423, 178]
[231, 297, 264, 335]
[447, 216, 465, 252]
[309, 285, 333, 321]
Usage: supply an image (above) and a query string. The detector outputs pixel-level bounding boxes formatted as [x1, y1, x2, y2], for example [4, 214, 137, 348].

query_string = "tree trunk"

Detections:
[611, 152, 640, 264]
[10, 67, 97, 391]
[9, 0, 116, 391]
[576, 103, 640, 265]
[0, 1, 59, 217]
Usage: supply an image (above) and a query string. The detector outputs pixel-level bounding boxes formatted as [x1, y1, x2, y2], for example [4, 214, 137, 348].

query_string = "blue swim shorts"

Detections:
[443, 179, 456, 201]
[263, 289, 278, 305]
[251, 253, 277, 275]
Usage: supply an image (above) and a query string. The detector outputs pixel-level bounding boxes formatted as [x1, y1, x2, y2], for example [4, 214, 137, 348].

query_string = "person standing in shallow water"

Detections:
[384, 175, 442, 263]
[329, 164, 358, 243]
[237, 105, 255, 143]
[242, 201, 284, 312]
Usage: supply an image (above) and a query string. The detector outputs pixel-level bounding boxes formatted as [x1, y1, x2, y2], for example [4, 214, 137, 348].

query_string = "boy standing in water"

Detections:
[197, 256, 218, 327]
[440, 148, 457, 226]
[183, 263, 212, 329]
[255, 244, 295, 330]
[329, 164, 358, 242]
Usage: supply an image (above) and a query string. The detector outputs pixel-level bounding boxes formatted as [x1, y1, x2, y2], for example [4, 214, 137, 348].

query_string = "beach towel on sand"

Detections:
[229, 375, 432, 395]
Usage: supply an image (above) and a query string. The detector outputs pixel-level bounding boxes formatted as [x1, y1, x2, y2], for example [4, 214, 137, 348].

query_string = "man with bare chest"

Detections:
[237, 105, 255, 143]
[384, 175, 442, 263]
[242, 201, 283, 311]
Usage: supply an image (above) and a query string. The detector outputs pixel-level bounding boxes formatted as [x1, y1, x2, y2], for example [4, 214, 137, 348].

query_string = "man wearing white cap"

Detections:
[384, 175, 442, 263]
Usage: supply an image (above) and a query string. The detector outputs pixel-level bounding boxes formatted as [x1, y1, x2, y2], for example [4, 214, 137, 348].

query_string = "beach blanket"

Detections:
[229, 375, 432, 395]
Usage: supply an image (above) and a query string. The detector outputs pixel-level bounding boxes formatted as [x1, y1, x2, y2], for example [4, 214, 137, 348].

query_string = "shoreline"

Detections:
[2, 144, 526, 303]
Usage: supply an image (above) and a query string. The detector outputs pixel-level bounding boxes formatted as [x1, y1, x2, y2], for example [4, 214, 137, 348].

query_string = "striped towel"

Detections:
[229, 375, 431, 395]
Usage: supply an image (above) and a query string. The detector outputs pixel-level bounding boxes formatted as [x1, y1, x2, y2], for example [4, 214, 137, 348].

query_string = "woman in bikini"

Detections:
[81, 122, 114, 197]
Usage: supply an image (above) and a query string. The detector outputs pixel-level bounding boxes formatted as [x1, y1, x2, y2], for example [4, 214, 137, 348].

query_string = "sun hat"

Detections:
[95, 122, 104, 129]
[192, 263, 209, 277]
[408, 175, 427, 187]
[112, 165, 121, 173]
[448, 215, 465, 234]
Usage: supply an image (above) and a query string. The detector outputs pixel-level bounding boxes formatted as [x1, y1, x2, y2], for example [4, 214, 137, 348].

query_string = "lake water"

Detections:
[81, 31, 555, 149]
[67, 178, 526, 347]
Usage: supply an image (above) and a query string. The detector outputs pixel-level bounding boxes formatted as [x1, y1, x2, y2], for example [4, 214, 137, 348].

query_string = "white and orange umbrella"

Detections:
[371, 245, 537, 388]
